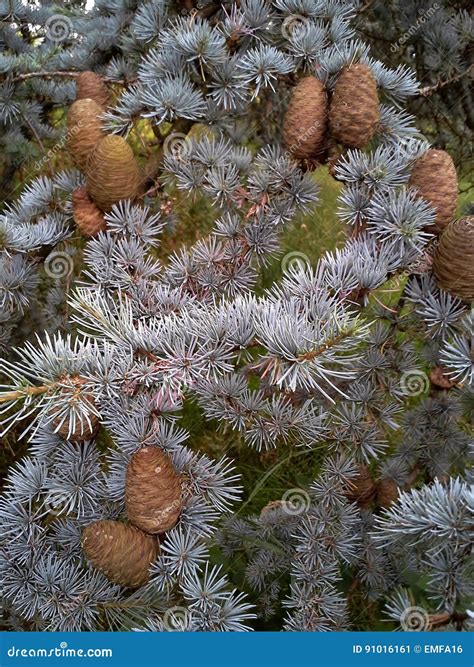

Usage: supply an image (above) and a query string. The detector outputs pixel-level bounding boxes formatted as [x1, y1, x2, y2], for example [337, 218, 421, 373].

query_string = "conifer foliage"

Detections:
[0, 0, 472, 632]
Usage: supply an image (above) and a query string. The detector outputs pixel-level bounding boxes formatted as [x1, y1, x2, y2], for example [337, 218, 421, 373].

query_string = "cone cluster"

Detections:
[86, 135, 141, 212]
[433, 216, 474, 301]
[72, 186, 106, 237]
[284, 63, 380, 166]
[76, 71, 110, 109]
[409, 149, 458, 233]
[82, 446, 183, 588]
[82, 520, 159, 588]
[51, 375, 99, 442]
[67, 98, 105, 172]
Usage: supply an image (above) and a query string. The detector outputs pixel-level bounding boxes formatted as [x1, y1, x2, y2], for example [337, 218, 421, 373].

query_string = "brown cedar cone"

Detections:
[329, 63, 380, 149]
[376, 478, 399, 507]
[86, 135, 141, 212]
[76, 71, 110, 109]
[67, 99, 105, 172]
[430, 366, 457, 390]
[283, 76, 328, 160]
[344, 465, 377, 507]
[72, 186, 107, 237]
[82, 520, 159, 588]
[125, 446, 183, 534]
[51, 375, 99, 442]
[408, 149, 458, 234]
[433, 216, 474, 301]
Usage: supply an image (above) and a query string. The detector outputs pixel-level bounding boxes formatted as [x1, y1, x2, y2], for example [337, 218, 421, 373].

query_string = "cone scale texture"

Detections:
[283, 76, 328, 160]
[329, 64, 380, 148]
[72, 187, 107, 237]
[126, 446, 183, 534]
[433, 216, 474, 301]
[82, 520, 159, 588]
[409, 149, 458, 234]
[86, 135, 141, 212]
[67, 99, 105, 173]
[76, 71, 110, 109]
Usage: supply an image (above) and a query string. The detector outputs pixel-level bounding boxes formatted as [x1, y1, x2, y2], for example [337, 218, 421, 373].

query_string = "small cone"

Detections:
[82, 520, 159, 588]
[409, 149, 458, 233]
[283, 76, 328, 160]
[72, 186, 106, 237]
[377, 478, 399, 507]
[329, 64, 380, 148]
[51, 375, 99, 442]
[430, 366, 457, 390]
[126, 447, 183, 534]
[86, 135, 141, 212]
[67, 99, 105, 172]
[76, 71, 110, 109]
[344, 465, 377, 506]
[433, 216, 474, 301]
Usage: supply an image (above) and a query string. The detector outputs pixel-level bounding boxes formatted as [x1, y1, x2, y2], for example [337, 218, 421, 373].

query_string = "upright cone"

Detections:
[76, 71, 110, 109]
[329, 63, 380, 148]
[409, 149, 458, 233]
[433, 216, 474, 301]
[283, 76, 328, 160]
[126, 447, 183, 534]
[82, 520, 159, 588]
[72, 186, 106, 237]
[86, 135, 141, 212]
[67, 99, 105, 172]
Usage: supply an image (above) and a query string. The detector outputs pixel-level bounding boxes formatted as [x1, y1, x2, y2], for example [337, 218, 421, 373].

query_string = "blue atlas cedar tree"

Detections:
[0, 0, 472, 632]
